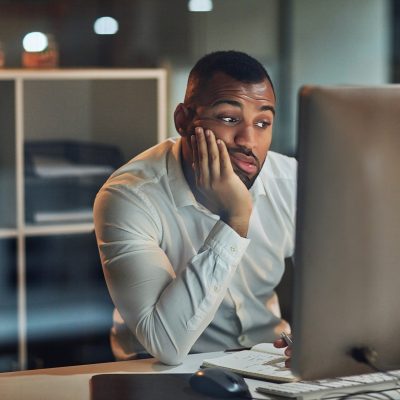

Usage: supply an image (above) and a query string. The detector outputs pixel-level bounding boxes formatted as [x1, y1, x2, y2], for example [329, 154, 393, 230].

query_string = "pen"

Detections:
[280, 331, 293, 346]
[224, 347, 251, 353]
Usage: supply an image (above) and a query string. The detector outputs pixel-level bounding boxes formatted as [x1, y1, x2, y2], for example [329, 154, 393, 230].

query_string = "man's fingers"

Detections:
[206, 130, 220, 181]
[274, 338, 292, 368]
[195, 128, 210, 186]
[217, 139, 234, 176]
[191, 134, 200, 183]
[274, 338, 288, 348]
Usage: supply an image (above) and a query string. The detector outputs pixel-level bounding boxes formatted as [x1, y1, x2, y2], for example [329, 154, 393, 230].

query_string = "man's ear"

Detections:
[174, 103, 193, 137]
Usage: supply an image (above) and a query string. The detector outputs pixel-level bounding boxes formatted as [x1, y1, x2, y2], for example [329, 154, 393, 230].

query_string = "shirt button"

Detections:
[230, 246, 237, 253]
[213, 284, 221, 293]
[238, 335, 247, 345]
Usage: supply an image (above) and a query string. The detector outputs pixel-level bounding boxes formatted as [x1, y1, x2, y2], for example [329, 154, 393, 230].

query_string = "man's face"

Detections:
[186, 72, 275, 188]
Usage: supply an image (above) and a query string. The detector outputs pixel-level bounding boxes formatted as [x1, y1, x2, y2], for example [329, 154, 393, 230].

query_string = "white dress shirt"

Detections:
[93, 138, 297, 365]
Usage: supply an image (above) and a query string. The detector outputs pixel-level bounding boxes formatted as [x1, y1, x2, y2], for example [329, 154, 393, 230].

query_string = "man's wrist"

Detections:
[221, 214, 250, 238]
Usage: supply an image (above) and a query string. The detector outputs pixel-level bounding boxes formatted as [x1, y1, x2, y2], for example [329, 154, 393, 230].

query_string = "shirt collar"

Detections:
[167, 138, 198, 208]
[249, 170, 267, 200]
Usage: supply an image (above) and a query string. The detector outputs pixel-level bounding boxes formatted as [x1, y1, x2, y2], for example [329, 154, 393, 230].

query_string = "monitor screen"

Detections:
[292, 85, 400, 380]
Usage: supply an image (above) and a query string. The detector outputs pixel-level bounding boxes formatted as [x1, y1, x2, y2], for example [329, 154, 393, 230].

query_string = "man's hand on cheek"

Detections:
[191, 127, 252, 237]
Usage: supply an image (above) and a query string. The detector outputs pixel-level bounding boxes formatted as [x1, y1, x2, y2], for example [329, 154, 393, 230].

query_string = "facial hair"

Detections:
[228, 146, 261, 189]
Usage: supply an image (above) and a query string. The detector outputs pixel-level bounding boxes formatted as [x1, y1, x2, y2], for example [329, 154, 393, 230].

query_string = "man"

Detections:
[93, 51, 296, 366]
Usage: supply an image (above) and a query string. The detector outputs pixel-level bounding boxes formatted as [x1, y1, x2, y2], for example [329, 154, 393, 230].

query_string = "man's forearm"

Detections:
[101, 218, 250, 365]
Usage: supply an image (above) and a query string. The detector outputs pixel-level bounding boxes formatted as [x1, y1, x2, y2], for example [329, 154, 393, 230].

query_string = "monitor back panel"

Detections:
[292, 85, 400, 380]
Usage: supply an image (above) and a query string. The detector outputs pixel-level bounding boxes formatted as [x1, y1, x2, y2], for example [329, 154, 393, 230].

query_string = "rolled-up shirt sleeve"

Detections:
[93, 183, 249, 365]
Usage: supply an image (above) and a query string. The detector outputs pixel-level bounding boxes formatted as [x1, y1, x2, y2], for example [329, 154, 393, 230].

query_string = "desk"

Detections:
[2, 354, 400, 400]
[0, 352, 263, 400]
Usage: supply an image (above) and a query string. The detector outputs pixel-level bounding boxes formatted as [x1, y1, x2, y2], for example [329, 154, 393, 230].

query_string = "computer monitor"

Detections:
[291, 85, 400, 380]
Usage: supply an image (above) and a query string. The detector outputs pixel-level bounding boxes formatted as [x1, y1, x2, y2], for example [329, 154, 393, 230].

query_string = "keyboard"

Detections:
[256, 371, 400, 400]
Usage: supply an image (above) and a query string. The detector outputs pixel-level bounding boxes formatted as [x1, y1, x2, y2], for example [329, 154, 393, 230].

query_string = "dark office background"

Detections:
[0, 0, 397, 372]
[0, 0, 397, 154]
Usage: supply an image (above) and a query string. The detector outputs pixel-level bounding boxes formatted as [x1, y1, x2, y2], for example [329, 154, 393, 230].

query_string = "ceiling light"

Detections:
[94, 16, 119, 35]
[188, 0, 213, 12]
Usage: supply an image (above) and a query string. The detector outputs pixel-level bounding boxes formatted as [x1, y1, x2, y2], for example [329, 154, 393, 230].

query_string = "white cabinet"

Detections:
[0, 69, 167, 371]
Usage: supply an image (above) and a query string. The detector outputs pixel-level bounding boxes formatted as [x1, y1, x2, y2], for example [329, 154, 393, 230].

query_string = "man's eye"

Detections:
[219, 116, 239, 123]
[255, 121, 271, 128]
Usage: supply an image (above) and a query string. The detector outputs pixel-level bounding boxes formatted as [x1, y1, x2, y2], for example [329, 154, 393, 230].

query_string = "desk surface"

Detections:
[0, 352, 266, 400]
[2, 353, 400, 400]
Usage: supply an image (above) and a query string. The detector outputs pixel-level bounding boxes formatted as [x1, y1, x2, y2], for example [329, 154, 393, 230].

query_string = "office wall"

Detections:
[0, 1, 392, 153]
[166, 0, 391, 156]
[167, 0, 280, 139]
[188, 0, 279, 63]
[280, 0, 391, 154]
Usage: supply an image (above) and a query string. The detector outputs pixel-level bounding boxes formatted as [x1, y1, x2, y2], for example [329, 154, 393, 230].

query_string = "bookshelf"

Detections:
[0, 69, 167, 371]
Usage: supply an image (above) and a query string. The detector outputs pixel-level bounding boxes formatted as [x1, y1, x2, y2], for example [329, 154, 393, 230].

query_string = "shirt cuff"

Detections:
[202, 219, 250, 265]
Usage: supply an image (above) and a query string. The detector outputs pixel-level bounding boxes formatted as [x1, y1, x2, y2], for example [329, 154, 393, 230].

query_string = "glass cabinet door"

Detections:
[0, 80, 16, 230]
[25, 233, 114, 368]
[0, 80, 18, 372]
[0, 239, 18, 372]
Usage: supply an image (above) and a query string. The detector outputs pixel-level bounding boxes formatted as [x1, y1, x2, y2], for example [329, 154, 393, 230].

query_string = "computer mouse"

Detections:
[189, 367, 251, 398]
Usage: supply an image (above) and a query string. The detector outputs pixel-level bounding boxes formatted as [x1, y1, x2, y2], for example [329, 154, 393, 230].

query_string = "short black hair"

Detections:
[184, 50, 275, 104]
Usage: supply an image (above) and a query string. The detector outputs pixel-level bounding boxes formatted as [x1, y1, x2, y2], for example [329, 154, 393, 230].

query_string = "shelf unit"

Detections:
[0, 69, 167, 370]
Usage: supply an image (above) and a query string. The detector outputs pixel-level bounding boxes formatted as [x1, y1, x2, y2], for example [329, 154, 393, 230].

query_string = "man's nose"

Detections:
[234, 124, 256, 149]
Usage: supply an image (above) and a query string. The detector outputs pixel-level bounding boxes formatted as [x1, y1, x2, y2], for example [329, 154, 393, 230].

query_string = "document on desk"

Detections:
[202, 343, 297, 383]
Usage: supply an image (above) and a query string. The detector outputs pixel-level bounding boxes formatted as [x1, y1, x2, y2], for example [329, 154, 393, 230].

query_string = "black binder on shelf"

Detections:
[24, 139, 123, 223]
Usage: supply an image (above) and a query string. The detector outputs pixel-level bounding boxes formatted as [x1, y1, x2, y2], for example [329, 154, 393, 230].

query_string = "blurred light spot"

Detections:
[94, 16, 119, 35]
[188, 0, 213, 12]
[22, 32, 48, 52]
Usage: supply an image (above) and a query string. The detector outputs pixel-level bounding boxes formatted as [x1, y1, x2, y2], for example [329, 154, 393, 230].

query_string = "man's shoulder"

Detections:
[105, 138, 179, 189]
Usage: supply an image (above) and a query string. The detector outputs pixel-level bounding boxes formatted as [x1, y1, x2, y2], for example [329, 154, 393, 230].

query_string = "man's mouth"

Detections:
[229, 152, 258, 175]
